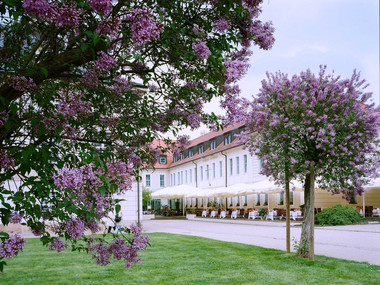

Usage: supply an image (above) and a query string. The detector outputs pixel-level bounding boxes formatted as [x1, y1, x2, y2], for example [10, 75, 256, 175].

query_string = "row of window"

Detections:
[145, 174, 166, 187]
[170, 154, 249, 186]
[174, 133, 234, 162]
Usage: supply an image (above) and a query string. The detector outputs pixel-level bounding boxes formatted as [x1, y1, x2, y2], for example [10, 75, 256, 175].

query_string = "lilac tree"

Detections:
[241, 66, 379, 259]
[0, 0, 274, 270]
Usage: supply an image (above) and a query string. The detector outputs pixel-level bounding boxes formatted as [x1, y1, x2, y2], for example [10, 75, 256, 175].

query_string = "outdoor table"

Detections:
[220, 211, 226, 218]
[211, 210, 216, 218]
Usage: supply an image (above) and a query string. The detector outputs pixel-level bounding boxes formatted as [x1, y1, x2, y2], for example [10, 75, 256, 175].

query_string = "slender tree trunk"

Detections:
[285, 171, 290, 253]
[298, 166, 315, 259]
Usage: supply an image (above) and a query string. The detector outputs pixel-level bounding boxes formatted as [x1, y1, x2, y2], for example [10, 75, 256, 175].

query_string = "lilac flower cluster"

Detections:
[11, 76, 37, 92]
[224, 60, 249, 84]
[88, 224, 150, 268]
[213, 18, 230, 32]
[127, 7, 164, 47]
[113, 75, 132, 95]
[65, 218, 85, 239]
[250, 20, 275, 50]
[172, 135, 191, 157]
[9, 212, 22, 224]
[0, 110, 9, 129]
[23, 0, 82, 27]
[57, 92, 91, 117]
[0, 235, 26, 259]
[96, 16, 121, 40]
[48, 237, 68, 252]
[192, 40, 211, 60]
[0, 150, 14, 170]
[89, 0, 112, 15]
[96, 51, 116, 72]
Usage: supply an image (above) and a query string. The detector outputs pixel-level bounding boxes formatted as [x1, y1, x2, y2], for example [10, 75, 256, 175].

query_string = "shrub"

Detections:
[315, 204, 361, 226]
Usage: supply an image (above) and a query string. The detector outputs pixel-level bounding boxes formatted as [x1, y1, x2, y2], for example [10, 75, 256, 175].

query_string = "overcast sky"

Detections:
[179, 0, 380, 139]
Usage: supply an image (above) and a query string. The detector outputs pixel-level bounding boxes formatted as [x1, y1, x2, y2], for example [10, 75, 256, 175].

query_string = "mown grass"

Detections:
[1, 233, 379, 284]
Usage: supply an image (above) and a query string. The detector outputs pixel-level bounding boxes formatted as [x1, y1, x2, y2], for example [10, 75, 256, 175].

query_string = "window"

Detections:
[235, 196, 240, 207]
[264, 194, 268, 206]
[219, 161, 223, 177]
[178, 172, 180, 185]
[160, 175, 165, 187]
[212, 163, 216, 179]
[173, 156, 178, 163]
[278, 191, 284, 205]
[206, 165, 209, 180]
[236, 157, 240, 174]
[239, 127, 245, 134]
[210, 140, 216, 150]
[200, 198, 203, 208]
[185, 170, 188, 184]
[190, 169, 192, 183]
[224, 133, 232, 145]
[229, 158, 233, 175]
[260, 159, 264, 170]
[146, 174, 151, 187]
[244, 195, 248, 206]
[170, 174, 173, 186]
[290, 191, 294, 205]
[174, 174, 176, 185]
[198, 144, 204, 154]
[159, 156, 167, 164]
[244, 155, 248, 173]
[200, 166, 203, 181]
[180, 152, 185, 160]
[188, 149, 194, 158]
[256, 194, 261, 206]
[229, 197, 233, 206]
[181, 171, 183, 184]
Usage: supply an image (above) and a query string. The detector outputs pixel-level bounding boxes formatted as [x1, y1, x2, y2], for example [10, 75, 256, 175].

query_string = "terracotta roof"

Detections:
[151, 123, 246, 169]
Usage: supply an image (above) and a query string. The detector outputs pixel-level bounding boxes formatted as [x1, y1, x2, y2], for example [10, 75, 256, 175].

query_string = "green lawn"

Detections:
[1, 233, 379, 285]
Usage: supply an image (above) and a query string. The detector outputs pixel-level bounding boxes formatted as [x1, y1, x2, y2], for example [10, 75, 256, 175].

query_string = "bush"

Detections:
[315, 204, 361, 226]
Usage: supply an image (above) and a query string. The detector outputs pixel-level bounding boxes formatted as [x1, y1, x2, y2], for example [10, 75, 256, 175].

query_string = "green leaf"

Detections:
[115, 204, 121, 214]
[4, 0, 19, 7]
[40, 67, 48, 78]
[99, 186, 107, 196]
[80, 43, 88, 52]
[93, 33, 100, 46]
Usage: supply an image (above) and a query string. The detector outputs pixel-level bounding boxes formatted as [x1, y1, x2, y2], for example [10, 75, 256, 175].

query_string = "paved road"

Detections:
[142, 218, 380, 265]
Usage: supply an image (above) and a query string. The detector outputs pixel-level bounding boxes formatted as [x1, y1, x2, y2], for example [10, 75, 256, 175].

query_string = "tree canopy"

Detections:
[241, 66, 379, 258]
[0, 0, 274, 270]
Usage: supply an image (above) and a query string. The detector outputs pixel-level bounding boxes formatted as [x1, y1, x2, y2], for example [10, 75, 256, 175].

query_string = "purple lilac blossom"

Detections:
[0, 235, 26, 259]
[9, 212, 22, 224]
[192, 40, 211, 60]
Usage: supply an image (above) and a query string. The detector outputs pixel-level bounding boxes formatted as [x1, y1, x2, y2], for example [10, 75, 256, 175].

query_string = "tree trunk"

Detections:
[285, 172, 290, 253]
[298, 166, 315, 259]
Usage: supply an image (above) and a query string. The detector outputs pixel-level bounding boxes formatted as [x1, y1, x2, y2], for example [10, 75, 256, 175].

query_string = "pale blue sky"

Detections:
[183, 0, 380, 139]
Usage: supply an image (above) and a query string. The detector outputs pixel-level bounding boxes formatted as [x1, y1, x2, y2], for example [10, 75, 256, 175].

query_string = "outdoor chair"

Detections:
[266, 211, 274, 221]
[290, 211, 298, 221]
[202, 210, 207, 217]
[220, 210, 227, 218]
[248, 211, 259, 219]
[231, 210, 238, 219]
[211, 210, 216, 218]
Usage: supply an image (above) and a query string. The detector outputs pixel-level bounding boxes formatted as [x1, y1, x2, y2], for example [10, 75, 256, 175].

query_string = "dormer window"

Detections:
[173, 156, 179, 163]
[188, 149, 194, 158]
[224, 133, 232, 145]
[159, 155, 167, 164]
[180, 152, 185, 160]
[210, 140, 216, 150]
[198, 144, 204, 154]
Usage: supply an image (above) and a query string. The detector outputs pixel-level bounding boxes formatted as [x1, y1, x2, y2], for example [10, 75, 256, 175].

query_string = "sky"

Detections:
[179, 0, 380, 140]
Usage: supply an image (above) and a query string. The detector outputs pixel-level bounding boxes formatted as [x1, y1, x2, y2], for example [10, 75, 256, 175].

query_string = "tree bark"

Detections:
[298, 166, 315, 259]
[285, 171, 290, 253]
